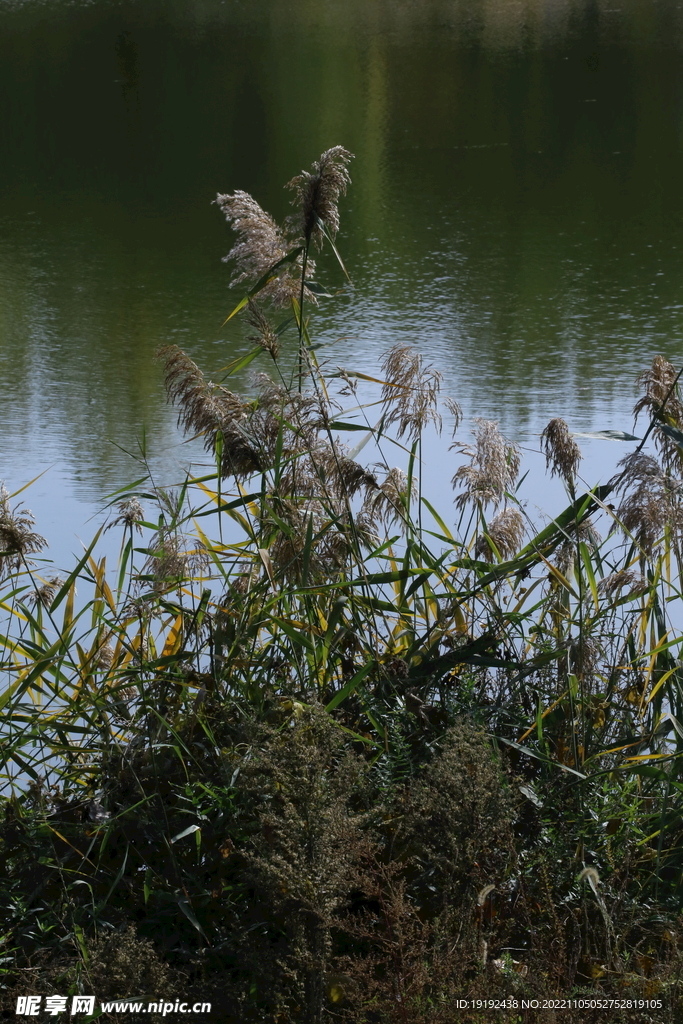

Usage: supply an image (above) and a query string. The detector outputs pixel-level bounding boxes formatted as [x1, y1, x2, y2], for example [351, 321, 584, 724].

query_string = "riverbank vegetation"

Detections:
[2, 149, 683, 1022]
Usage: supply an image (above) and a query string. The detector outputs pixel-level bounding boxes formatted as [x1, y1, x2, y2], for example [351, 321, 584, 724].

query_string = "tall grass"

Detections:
[2, 149, 683, 1021]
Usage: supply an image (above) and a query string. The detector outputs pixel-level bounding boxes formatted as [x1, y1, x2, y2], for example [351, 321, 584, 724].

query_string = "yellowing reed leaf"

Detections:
[645, 669, 678, 706]
[161, 614, 184, 659]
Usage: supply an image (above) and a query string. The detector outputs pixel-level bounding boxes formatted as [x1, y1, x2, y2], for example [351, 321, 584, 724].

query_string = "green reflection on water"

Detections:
[0, 0, 682, 512]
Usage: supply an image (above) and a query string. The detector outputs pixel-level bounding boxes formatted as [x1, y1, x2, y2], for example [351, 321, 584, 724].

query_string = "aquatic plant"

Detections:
[1, 151, 683, 1021]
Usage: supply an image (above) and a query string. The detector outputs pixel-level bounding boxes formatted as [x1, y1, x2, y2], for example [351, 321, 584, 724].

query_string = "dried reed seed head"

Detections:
[634, 355, 683, 424]
[108, 497, 145, 534]
[611, 452, 664, 492]
[319, 450, 378, 499]
[363, 466, 416, 530]
[634, 356, 683, 470]
[452, 419, 521, 510]
[158, 346, 262, 478]
[379, 345, 443, 441]
[335, 367, 359, 397]
[246, 299, 279, 360]
[267, 499, 357, 583]
[444, 395, 463, 435]
[215, 189, 316, 306]
[553, 541, 574, 576]
[353, 509, 381, 552]
[570, 517, 601, 550]
[158, 345, 247, 435]
[247, 372, 341, 475]
[96, 633, 116, 670]
[229, 561, 261, 596]
[597, 569, 648, 599]
[618, 487, 683, 555]
[0, 484, 47, 563]
[553, 518, 601, 574]
[254, 372, 324, 426]
[219, 420, 265, 478]
[143, 531, 210, 592]
[475, 507, 525, 561]
[569, 633, 600, 676]
[32, 575, 64, 608]
[541, 418, 582, 483]
[611, 451, 683, 554]
[286, 145, 353, 247]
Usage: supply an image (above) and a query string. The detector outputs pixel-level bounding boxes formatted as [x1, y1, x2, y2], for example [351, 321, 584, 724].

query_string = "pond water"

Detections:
[2, 0, 683, 566]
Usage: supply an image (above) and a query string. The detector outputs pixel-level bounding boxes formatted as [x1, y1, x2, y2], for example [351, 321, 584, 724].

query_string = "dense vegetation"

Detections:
[1, 149, 683, 1022]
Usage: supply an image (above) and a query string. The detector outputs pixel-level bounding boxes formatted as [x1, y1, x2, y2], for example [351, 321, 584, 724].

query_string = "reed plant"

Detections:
[1, 149, 683, 1021]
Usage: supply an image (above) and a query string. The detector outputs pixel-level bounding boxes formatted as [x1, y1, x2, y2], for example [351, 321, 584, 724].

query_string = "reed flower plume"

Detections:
[363, 467, 415, 531]
[569, 633, 600, 678]
[554, 517, 601, 575]
[597, 569, 648, 600]
[267, 498, 363, 583]
[248, 372, 334, 491]
[379, 345, 445, 442]
[452, 419, 521, 510]
[0, 484, 47, 575]
[95, 631, 116, 671]
[107, 497, 145, 535]
[286, 146, 353, 248]
[31, 575, 64, 608]
[160, 345, 245, 435]
[246, 300, 279, 361]
[475, 507, 525, 561]
[143, 529, 209, 594]
[634, 355, 683, 471]
[158, 345, 262, 478]
[318, 450, 378, 500]
[215, 190, 315, 306]
[610, 452, 683, 555]
[444, 395, 463, 435]
[541, 418, 582, 490]
[253, 372, 324, 449]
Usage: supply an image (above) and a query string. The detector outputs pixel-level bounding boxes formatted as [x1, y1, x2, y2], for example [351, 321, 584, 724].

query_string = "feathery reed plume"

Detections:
[159, 345, 245, 436]
[215, 190, 315, 306]
[353, 509, 381, 552]
[444, 395, 463, 435]
[143, 530, 209, 594]
[634, 355, 683, 470]
[0, 484, 47, 575]
[248, 372, 336, 488]
[107, 497, 145, 535]
[246, 300, 279, 360]
[540, 418, 582, 488]
[286, 146, 353, 248]
[379, 345, 444, 442]
[610, 452, 683, 554]
[158, 345, 262, 478]
[475, 507, 525, 561]
[597, 569, 648, 600]
[613, 452, 662, 491]
[254, 371, 325, 441]
[363, 467, 415, 530]
[31, 575, 64, 608]
[569, 633, 600, 677]
[96, 632, 115, 671]
[319, 451, 378, 500]
[451, 419, 521, 510]
[267, 498, 358, 583]
[554, 518, 601, 575]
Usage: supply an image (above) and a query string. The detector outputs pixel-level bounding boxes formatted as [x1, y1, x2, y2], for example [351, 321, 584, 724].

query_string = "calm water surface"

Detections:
[2, 0, 683, 563]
